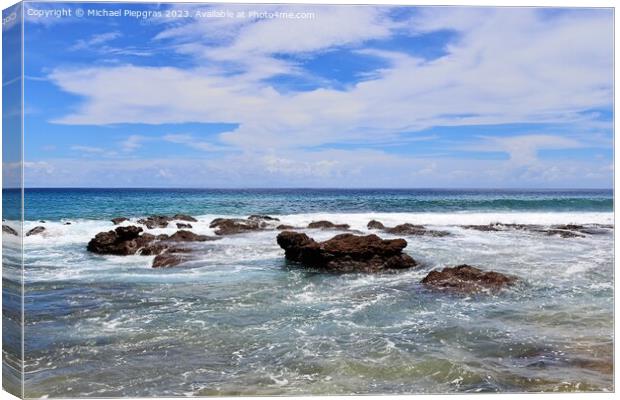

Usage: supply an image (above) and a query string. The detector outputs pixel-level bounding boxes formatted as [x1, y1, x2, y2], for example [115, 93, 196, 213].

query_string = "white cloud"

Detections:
[48, 7, 612, 154]
[162, 134, 225, 152]
[70, 31, 121, 51]
[120, 135, 148, 152]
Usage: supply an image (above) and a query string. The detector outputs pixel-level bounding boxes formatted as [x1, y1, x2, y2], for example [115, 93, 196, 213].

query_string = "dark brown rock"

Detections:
[165, 230, 216, 242]
[64, 222, 72, 225]
[277, 231, 417, 273]
[137, 215, 173, 229]
[111, 217, 129, 225]
[385, 223, 450, 237]
[152, 252, 191, 268]
[2, 225, 17, 235]
[26, 226, 46, 236]
[307, 220, 350, 229]
[421, 264, 517, 294]
[367, 220, 385, 230]
[176, 223, 193, 229]
[276, 224, 295, 230]
[87, 226, 155, 255]
[209, 216, 275, 235]
[173, 214, 198, 222]
[249, 214, 280, 221]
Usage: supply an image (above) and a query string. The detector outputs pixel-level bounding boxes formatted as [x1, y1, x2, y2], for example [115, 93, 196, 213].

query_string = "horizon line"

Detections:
[4, 186, 615, 191]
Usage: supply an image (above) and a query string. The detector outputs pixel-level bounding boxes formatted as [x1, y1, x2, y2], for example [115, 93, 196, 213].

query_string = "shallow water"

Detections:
[3, 189, 614, 396]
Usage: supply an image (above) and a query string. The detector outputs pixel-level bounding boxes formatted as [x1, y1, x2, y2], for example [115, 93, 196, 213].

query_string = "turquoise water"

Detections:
[2, 189, 614, 396]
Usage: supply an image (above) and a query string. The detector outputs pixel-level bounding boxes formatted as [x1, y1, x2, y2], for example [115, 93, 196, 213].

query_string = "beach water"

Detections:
[3, 189, 613, 396]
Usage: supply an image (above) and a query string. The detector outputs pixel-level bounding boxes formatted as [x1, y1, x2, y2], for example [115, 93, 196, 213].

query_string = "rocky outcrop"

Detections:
[460, 223, 611, 238]
[277, 231, 417, 273]
[87, 226, 155, 255]
[421, 264, 516, 294]
[384, 223, 450, 237]
[276, 224, 295, 230]
[209, 215, 278, 235]
[173, 214, 198, 222]
[111, 217, 129, 225]
[176, 223, 192, 229]
[26, 226, 46, 236]
[367, 220, 385, 230]
[87, 225, 217, 267]
[137, 215, 173, 229]
[307, 220, 350, 229]
[2, 225, 17, 235]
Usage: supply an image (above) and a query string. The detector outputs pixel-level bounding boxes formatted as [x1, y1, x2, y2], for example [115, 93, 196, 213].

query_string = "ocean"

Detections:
[2, 188, 614, 396]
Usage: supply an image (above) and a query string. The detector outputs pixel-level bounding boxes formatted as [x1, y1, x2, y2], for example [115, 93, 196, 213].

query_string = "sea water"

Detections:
[2, 189, 613, 395]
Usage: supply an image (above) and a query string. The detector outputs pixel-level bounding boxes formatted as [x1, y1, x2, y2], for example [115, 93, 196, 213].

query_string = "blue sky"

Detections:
[16, 3, 614, 188]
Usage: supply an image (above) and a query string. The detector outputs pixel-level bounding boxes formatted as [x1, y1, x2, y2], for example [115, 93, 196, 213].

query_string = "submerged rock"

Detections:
[165, 230, 215, 242]
[152, 250, 192, 268]
[209, 215, 277, 235]
[421, 264, 516, 294]
[277, 231, 418, 273]
[384, 223, 450, 237]
[276, 224, 295, 230]
[367, 220, 385, 230]
[307, 220, 350, 230]
[176, 223, 192, 229]
[111, 217, 129, 225]
[26, 226, 46, 236]
[173, 214, 198, 222]
[2, 225, 17, 235]
[137, 215, 173, 229]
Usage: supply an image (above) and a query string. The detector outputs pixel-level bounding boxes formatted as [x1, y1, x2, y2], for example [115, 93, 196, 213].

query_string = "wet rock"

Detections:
[385, 223, 450, 237]
[2, 225, 17, 235]
[39, 220, 46, 223]
[111, 217, 129, 225]
[307, 220, 350, 230]
[421, 264, 517, 294]
[461, 223, 533, 232]
[152, 250, 192, 268]
[367, 220, 385, 230]
[277, 231, 418, 273]
[249, 214, 280, 221]
[64, 222, 72, 225]
[165, 230, 216, 242]
[544, 229, 585, 238]
[173, 214, 198, 222]
[137, 215, 173, 229]
[209, 216, 275, 235]
[26, 226, 46, 236]
[276, 224, 295, 230]
[87, 226, 155, 255]
[176, 223, 193, 229]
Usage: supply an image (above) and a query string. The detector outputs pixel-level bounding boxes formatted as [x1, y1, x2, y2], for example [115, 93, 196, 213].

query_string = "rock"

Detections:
[384, 223, 450, 237]
[367, 220, 385, 230]
[173, 214, 198, 222]
[544, 229, 585, 238]
[152, 251, 192, 268]
[111, 217, 129, 225]
[209, 216, 274, 235]
[26, 226, 46, 236]
[176, 223, 193, 229]
[421, 264, 517, 294]
[87, 226, 155, 255]
[277, 231, 418, 273]
[64, 222, 72, 225]
[276, 224, 295, 230]
[137, 215, 172, 229]
[249, 214, 280, 221]
[39, 220, 46, 223]
[2, 225, 17, 235]
[165, 230, 215, 242]
[307, 220, 350, 229]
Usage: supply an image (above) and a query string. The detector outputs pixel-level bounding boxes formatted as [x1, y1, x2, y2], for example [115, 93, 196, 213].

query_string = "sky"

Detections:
[14, 2, 614, 188]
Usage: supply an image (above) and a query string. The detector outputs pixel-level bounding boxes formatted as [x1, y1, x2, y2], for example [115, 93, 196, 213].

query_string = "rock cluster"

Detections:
[277, 231, 417, 273]
[460, 223, 613, 238]
[367, 220, 450, 237]
[86, 225, 217, 268]
[307, 220, 350, 230]
[210, 215, 280, 235]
